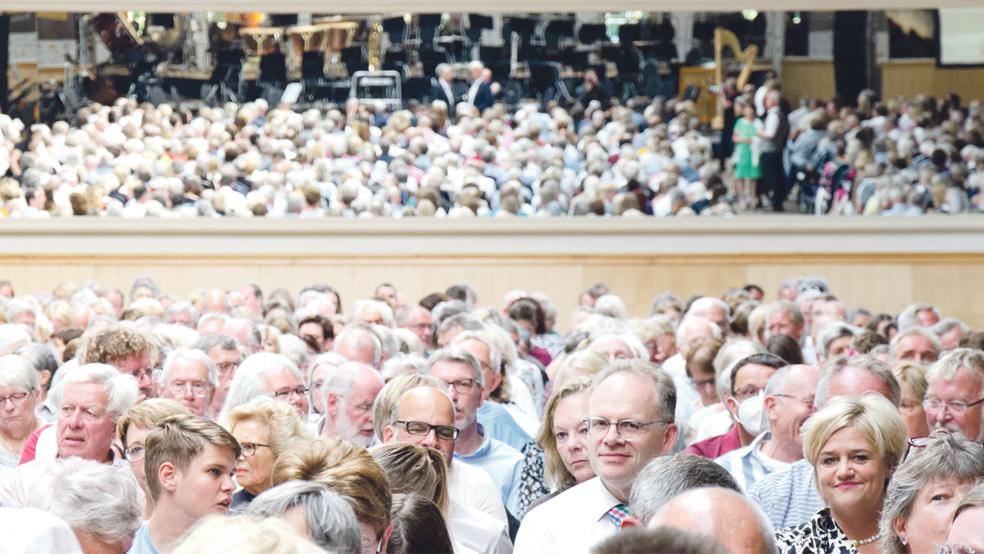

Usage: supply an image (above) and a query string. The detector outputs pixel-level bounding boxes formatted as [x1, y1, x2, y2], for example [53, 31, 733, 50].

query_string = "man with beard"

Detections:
[318, 362, 384, 447]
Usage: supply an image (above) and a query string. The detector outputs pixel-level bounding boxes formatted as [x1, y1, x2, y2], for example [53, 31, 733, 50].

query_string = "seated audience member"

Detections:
[22, 457, 142, 553]
[536, 377, 595, 503]
[592, 526, 726, 554]
[116, 399, 191, 516]
[307, 352, 347, 417]
[422, 348, 525, 518]
[333, 324, 384, 368]
[890, 327, 941, 365]
[892, 361, 930, 439]
[648, 486, 776, 553]
[273, 437, 393, 554]
[156, 349, 217, 417]
[298, 315, 334, 353]
[547, 350, 607, 389]
[371, 441, 511, 554]
[193, 334, 243, 417]
[749, 355, 901, 529]
[227, 397, 310, 508]
[79, 325, 156, 401]
[0, 355, 44, 468]
[775, 396, 907, 553]
[515, 360, 677, 553]
[372, 374, 508, 525]
[715, 364, 819, 491]
[11, 363, 138, 474]
[626, 454, 740, 525]
[15, 343, 59, 421]
[172, 515, 323, 554]
[944, 481, 984, 552]
[388, 492, 456, 554]
[879, 431, 984, 554]
[246, 480, 362, 553]
[933, 318, 968, 351]
[923, 348, 984, 441]
[218, 352, 308, 422]
[131, 414, 240, 553]
[686, 352, 786, 458]
[318, 361, 384, 447]
[397, 306, 434, 353]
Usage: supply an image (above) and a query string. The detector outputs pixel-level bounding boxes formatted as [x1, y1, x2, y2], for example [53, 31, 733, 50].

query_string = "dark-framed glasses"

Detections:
[582, 417, 667, 440]
[393, 420, 459, 441]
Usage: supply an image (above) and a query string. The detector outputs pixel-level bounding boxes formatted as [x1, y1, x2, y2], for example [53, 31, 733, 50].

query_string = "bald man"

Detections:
[333, 325, 381, 368]
[648, 487, 776, 554]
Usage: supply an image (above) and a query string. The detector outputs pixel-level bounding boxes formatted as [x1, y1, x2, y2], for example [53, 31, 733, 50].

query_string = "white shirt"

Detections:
[513, 477, 621, 554]
[661, 353, 700, 429]
[0, 507, 83, 553]
[449, 499, 513, 554]
[448, 459, 508, 525]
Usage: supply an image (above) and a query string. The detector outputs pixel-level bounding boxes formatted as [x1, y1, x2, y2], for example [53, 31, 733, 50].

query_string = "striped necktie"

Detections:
[605, 503, 631, 529]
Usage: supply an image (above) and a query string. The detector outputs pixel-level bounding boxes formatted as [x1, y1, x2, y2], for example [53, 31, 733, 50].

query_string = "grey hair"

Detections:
[157, 348, 219, 388]
[381, 353, 427, 382]
[925, 348, 984, 396]
[767, 300, 804, 327]
[953, 480, 984, 521]
[165, 301, 200, 325]
[713, 339, 766, 403]
[449, 330, 500, 376]
[675, 316, 722, 353]
[218, 353, 303, 423]
[933, 317, 969, 339]
[594, 294, 627, 320]
[322, 361, 379, 407]
[26, 457, 142, 545]
[628, 454, 740, 524]
[0, 354, 40, 392]
[591, 359, 676, 424]
[308, 352, 347, 383]
[431, 300, 469, 326]
[193, 333, 240, 354]
[686, 296, 732, 321]
[15, 343, 59, 387]
[246, 480, 362, 553]
[53, 363, 139, 419]
[332, 324, 383, 365]
[889, 326, 942, 359]
[897, 303, 940, 330]
[352, 299, 395, 327]
[814, 355, 901, 408]
[422, 347, 484, 386]
[879, 431, 984, 554]
[817, 323, 858, 360]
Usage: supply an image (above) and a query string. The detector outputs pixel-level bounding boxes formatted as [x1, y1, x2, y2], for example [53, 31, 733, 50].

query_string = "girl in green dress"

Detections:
[733, 99, 762, 209]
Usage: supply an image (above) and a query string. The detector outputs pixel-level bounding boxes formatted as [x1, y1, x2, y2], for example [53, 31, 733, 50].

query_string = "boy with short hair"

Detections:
[128, 415, 240, 554]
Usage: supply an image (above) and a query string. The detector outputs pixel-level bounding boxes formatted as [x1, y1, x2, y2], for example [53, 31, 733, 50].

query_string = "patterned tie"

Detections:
[605, 503, 631, 529]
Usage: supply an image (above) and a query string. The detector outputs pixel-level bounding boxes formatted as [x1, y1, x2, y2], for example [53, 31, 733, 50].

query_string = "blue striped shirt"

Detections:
[748, 458, 824, 529]
[714, 432, 789, 492]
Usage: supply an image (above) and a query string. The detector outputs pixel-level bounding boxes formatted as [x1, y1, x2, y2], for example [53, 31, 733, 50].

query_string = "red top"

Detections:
[683, 423, 743, 459]
[17, 424, 50, 465]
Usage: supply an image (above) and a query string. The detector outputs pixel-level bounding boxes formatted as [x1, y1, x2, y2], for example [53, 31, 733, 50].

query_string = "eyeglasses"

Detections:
[732, 384, 763, 402]
[771, 393, 816, 409]
[0, 391, 31, 407]
[167, 381, 211, 397]
[272, 386, 309, 400]
[239, 441, 271, 457]
[923, 396, 984, 414]
[901, 436, 933, 465]
[583, 417, 668, 440]
[124, 444, 146, 461]
[393, 420, 459, 441]
[442, 378, 478, 395]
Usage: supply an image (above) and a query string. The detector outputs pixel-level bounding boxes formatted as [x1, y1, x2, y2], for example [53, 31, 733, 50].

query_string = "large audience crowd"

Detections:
[0, 274, 982, 553]
[0, 77, 982, 218]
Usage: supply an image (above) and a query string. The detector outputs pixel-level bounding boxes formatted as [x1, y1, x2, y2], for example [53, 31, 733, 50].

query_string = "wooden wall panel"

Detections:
[882, 58, 984, 102]
[782, 57, 836, 104]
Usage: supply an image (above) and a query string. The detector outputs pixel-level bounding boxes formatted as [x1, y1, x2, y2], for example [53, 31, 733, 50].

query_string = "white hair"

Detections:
[0, 354, 40, 392]
[25, 457, 142, 546]
[352, 299, 395, 327]
[675, 316, 722, 353]
[817, 323, 858, 359]
[897, 303, 940, 330]
[0, 324, 33, 356]
[157, 348, 219, 388]
[594, 294, 627, 320]
[686, 296, 731, 320]
[52, 363, 139, 419]
[219, 353, 303, 423]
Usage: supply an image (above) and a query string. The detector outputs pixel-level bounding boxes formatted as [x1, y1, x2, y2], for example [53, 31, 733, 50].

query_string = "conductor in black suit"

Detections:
[432, 63, 456, 107]
[466, 61, 494, 112]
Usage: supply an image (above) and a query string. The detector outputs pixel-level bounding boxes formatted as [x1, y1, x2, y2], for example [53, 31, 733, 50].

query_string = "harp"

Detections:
[713, 27, 758, 129]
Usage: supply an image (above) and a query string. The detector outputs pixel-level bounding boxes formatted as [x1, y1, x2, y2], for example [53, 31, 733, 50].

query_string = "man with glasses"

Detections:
[382, 385, 513, 553]
[686, 353, 787, 459]
[423, 348, 525, 520]
[924, 348, 984, 442]
[318, 361, 383, 448]
[515, 359, 677, 553]
[715, 364, 819, 491]
[217, 353, 309, 422]
[194, 335, 244, 419]
[156, 349, 217, 418]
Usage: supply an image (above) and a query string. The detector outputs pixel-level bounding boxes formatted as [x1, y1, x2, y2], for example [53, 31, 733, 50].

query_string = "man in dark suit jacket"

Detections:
[432, 63, 456, 107]
[466, 61, 494, 112]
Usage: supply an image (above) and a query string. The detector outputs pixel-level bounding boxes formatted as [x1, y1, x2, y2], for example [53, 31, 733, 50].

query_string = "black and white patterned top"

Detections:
[775, 508, 860, 554]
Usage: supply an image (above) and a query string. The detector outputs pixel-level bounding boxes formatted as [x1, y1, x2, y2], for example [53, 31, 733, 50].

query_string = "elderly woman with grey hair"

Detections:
[0, 355, 44, 468]
[246, 480, 362, 553]
[878, 431, 984, 554]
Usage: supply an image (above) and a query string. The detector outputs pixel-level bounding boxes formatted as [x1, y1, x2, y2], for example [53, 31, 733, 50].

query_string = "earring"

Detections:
[899, 535, 907, 546]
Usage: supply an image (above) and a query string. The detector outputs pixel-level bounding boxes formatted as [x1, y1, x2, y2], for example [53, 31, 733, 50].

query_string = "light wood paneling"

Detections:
[782, 57, 836, 104]
[882, 58, 984, 102]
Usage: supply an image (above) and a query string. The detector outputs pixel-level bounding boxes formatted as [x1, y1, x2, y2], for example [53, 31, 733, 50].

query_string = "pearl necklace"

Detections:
[851, 532, 882, 548]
